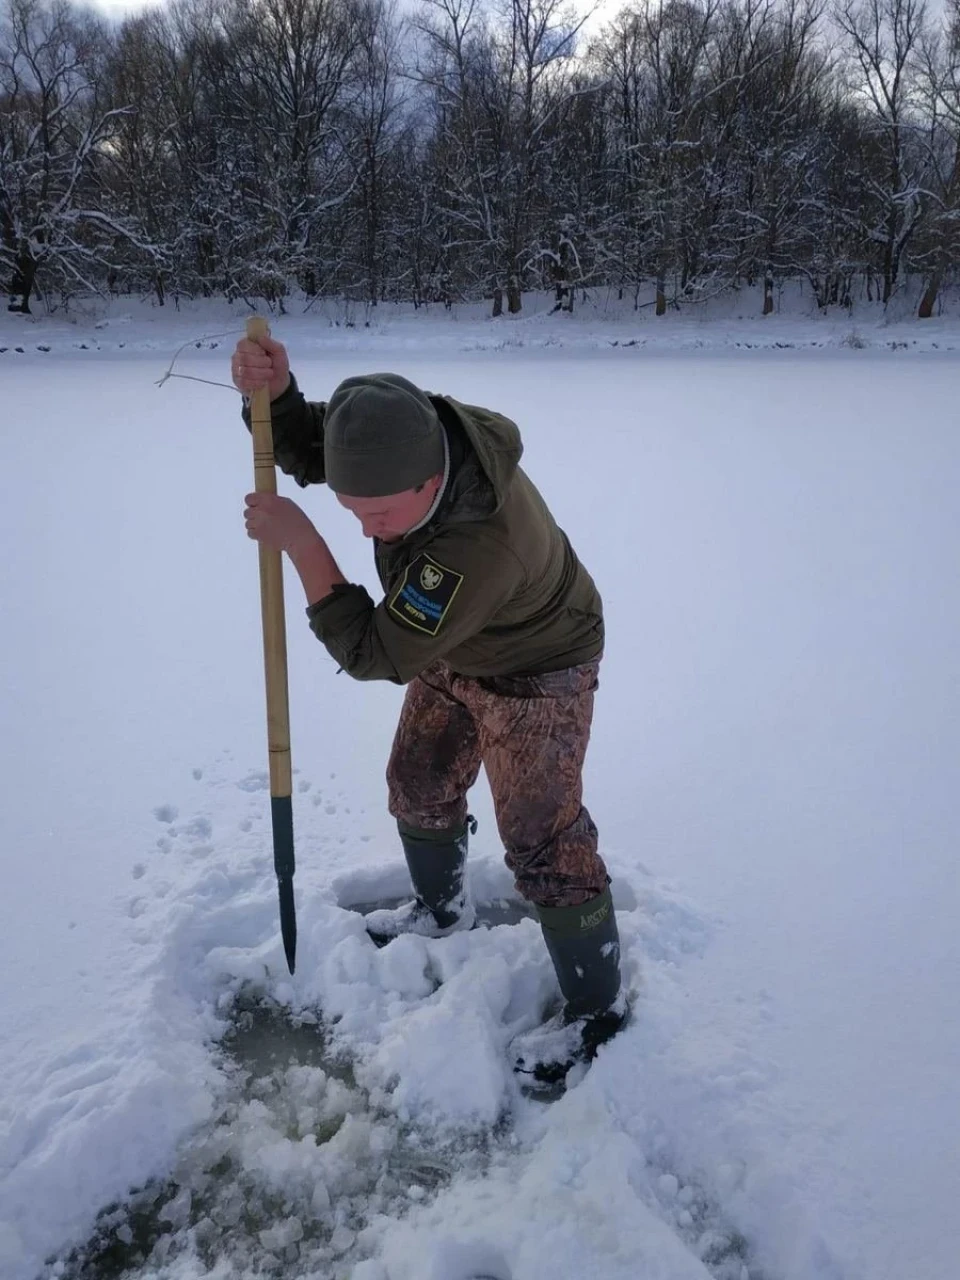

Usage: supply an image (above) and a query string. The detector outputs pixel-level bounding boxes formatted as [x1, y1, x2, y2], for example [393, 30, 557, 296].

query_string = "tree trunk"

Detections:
[918, 272, 941, 318]
[921, 146, 960, 319]
[492, 286, 503, 317]
[9, 254, 36, 313]
[763, 267, 774, 316]
[656, 271, 666, 316]
[882, 216, 895, 304]
[552, 237, 573, 313]
[507, 276, 522, 314]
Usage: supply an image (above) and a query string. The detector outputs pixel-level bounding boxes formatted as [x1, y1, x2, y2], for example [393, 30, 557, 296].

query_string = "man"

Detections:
[231, 333, 626, 1088]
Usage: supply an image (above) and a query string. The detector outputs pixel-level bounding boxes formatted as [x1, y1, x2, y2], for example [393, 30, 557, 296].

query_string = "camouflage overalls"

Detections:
[387, 660, 608, 909]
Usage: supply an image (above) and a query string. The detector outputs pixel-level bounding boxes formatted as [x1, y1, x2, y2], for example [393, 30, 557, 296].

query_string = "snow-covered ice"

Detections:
[2, 297, 958, 1280]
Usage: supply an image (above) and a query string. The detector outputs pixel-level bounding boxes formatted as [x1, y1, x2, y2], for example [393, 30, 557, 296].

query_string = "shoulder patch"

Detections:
[388, 553, 464, 637]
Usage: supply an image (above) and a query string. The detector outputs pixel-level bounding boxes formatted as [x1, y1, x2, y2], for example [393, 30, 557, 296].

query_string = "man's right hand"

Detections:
[231, 334, 291, 401]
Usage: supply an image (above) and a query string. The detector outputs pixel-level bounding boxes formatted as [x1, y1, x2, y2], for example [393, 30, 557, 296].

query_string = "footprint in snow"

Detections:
[153, 804, 178, 823]
[237, 772, 269, 793]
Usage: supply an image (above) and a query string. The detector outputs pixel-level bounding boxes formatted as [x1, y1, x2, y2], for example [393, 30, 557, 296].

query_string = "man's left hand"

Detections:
[244, 493, 322, 557]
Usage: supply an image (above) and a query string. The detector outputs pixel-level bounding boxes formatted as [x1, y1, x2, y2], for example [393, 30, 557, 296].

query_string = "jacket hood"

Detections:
[431, 395, 523, 523]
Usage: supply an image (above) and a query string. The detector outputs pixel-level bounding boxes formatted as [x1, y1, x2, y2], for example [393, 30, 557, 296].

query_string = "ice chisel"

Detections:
[246, 315, 297, 974]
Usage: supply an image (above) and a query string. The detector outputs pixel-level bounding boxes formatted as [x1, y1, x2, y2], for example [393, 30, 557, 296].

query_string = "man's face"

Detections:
[336, 475, 442, 541]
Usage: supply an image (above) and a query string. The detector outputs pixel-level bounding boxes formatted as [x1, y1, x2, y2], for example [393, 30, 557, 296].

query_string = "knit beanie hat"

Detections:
[324, 372, 445, 497]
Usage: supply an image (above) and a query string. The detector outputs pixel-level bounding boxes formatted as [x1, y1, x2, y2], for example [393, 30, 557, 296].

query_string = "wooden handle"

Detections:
[246, 315, 292, 800]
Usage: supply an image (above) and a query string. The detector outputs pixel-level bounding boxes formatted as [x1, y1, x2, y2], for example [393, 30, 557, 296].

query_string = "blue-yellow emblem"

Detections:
[388, 553, 464, 636]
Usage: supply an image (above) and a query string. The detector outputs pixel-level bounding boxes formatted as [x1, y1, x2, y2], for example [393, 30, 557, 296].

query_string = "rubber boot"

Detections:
[364, 818, 477, 946]
[512, 886, 626, 1090]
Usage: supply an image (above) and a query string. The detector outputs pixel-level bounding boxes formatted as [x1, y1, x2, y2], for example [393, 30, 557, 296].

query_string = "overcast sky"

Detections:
[87, 0, 622, 31]
[85, 0, 947, 38]
[91, 0, 164, 16]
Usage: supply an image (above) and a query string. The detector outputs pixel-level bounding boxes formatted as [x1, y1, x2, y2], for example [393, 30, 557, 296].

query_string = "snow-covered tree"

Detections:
[914, 1, 960, 315]
[0, 0, 142, 311]
[835, 0, 929, 303]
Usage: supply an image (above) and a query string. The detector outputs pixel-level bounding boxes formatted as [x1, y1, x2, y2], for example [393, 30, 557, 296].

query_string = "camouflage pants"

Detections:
[387, 660, 609, 908]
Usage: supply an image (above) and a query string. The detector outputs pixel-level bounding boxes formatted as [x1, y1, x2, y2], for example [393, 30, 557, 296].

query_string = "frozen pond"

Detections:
[3, 332, 958, 1280]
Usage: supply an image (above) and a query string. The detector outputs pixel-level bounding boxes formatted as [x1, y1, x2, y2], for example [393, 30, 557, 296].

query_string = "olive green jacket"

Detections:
[245, 375, 603, 684]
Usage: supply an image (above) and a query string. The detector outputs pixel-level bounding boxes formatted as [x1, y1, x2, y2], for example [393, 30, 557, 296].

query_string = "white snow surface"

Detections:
[2, 296, 959, 1280]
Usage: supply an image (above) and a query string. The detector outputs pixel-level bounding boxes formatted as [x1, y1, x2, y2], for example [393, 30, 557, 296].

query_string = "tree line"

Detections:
[3, 0, 960, 316]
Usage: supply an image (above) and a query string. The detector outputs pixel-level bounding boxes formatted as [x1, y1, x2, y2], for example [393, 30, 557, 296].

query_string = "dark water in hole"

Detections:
[221, 1000, 354, 1087]
[45, 989, 765, 1280]
[46, 995, 495, 1280]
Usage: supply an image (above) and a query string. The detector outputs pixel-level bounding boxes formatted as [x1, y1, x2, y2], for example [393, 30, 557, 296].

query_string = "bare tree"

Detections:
[914, 0, 960, 315]
[212, 0, 360, 303]
[597, 0, 721, 314]
[835, 0, 928, 303]
[103, 8, 183, 303]
[0, 0, 140, 311]
[589, 7, 655, 303]
[414, 0, 589, 315]
[708, 0, 829, 313]
[344, 0, 407, 304]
